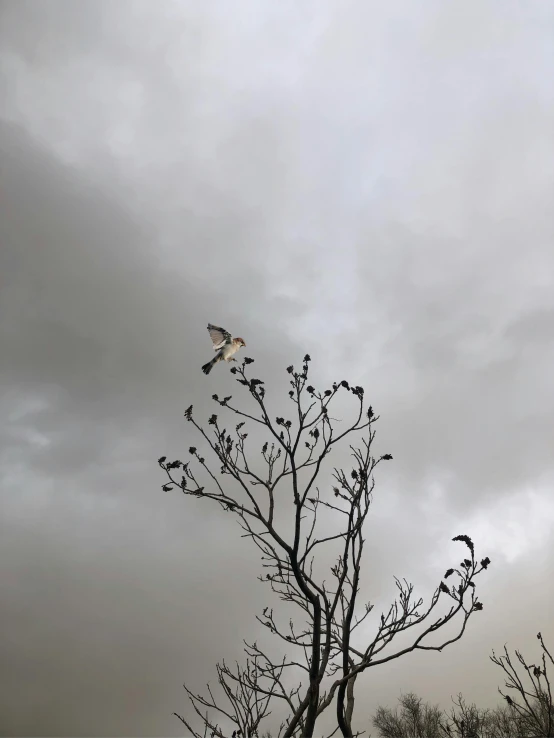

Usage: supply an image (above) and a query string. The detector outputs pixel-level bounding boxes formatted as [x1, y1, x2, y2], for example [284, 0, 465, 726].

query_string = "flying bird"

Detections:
[202, 323, 246, 375]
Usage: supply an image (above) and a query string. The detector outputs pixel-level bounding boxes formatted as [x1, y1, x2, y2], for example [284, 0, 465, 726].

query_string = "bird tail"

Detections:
[202, 355, 220, 375]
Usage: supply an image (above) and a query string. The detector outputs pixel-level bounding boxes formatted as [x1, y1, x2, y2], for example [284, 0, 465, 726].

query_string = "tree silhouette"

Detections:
[159, 354, 491, 737]
[373, 691, 444, 737]
[491, 632, 554, 736]
[372, 632, 554, 737]
[373, 691, 515, 738]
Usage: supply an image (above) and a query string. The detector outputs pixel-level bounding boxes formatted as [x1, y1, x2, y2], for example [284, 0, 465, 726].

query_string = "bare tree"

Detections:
[173, 657, 279, 738]
[440, 694, 501, 738]
[373, 692, 444, 737]
[491, 632, 554, 737]
[373, 692, 514, 738]
[372, 633, 554, 738]
[159, 354, 491, 738]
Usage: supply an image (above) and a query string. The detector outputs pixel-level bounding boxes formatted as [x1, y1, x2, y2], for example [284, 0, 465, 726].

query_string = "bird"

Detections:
[201, 323, 246, 375]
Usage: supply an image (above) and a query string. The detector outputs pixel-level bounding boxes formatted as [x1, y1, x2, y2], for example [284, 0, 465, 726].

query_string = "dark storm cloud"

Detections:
[0, 121, 301, 735]
[1, 1, 553, 735]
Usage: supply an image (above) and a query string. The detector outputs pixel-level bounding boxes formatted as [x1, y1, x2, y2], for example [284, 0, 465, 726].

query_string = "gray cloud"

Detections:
[1, 1, 553, 735]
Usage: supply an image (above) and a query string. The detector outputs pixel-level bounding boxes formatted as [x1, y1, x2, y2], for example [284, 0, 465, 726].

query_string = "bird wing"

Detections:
[207, 323, 233, 350]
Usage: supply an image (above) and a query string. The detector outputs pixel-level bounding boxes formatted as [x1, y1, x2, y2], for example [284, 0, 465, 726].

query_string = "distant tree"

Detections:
[158, 354, 491, 738]
[373, 692, 506, 738]
[372, 692, 444, 737]
[441, 693, 506, 738]
[372, 632, 553, 738]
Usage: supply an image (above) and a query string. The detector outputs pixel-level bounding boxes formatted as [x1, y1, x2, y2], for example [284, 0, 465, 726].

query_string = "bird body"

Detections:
[202, 323, 246, 375]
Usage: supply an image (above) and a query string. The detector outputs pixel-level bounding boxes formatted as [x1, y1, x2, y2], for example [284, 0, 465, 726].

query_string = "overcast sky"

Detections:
[1, 1, 554, 736]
